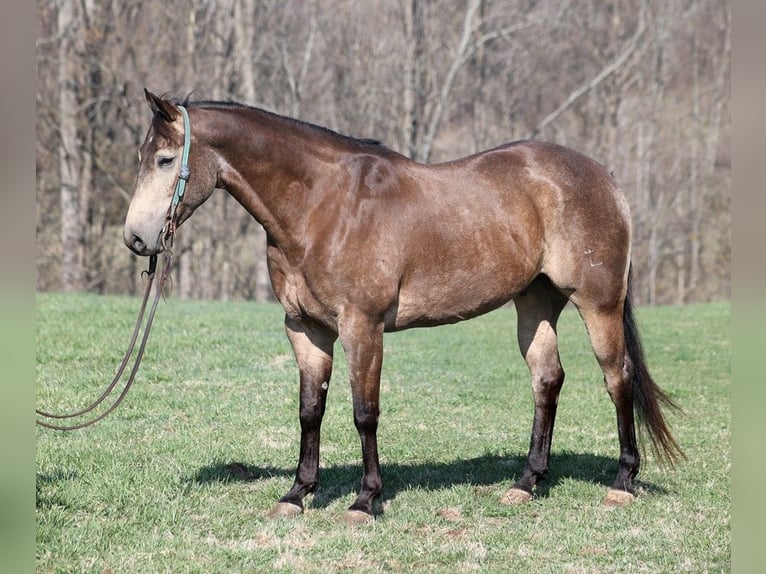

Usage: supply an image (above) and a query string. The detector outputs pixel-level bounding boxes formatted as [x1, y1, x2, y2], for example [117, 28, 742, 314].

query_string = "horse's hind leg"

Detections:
[576, 302, 640, 505]
[502, 276, 569, 504]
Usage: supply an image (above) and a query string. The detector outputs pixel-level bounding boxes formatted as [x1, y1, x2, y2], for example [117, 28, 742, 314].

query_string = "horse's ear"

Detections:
[144, 89, 178, 123]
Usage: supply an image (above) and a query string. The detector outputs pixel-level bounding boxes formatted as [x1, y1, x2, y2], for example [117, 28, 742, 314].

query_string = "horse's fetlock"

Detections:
[362, 475, 383, 497]
[619, 451, 640, 474]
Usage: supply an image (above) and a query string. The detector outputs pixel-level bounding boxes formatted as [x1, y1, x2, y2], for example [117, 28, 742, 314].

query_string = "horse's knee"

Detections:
[353, 403, 380, 433]
[299, 394, 327, 431]
[531, 366, 565, 407]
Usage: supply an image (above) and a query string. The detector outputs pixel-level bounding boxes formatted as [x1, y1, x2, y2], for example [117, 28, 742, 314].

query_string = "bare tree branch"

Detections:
[529, 16, 646, 139]
[420, 0, 541, 162]
[282, 1, 318, 117]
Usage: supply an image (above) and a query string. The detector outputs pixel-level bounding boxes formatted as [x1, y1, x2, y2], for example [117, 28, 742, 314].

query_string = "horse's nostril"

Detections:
[127, 233, 146, 254]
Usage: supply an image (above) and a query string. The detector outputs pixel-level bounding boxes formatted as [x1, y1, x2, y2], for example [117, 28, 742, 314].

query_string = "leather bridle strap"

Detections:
[161, 104, 191, 251]
[36, 104, 191, 431]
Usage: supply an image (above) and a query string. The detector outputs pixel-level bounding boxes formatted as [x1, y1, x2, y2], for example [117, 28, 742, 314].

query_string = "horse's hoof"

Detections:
[500, 487, 533, 505]
[602, 489, 635, 506]
[341, 509, 374, 525]
[265, 502, 303, 520]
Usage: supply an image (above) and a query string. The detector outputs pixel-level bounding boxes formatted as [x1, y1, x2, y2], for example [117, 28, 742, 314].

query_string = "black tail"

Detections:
[623, 268, 685, 466]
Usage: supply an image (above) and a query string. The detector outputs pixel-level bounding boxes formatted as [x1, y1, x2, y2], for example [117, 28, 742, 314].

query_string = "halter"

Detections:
[161, 104, 192, 250]
[36, 104, 192, 430]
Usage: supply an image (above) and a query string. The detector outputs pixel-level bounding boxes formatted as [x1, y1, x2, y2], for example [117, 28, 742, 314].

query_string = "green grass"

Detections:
[36, 293, 730, 573]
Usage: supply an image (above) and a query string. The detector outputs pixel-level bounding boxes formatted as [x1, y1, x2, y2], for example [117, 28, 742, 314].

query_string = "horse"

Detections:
[124, 89, 682, 524]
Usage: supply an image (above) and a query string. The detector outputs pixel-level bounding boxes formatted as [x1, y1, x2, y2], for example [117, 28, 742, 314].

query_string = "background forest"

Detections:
[36, 0, 730, 305]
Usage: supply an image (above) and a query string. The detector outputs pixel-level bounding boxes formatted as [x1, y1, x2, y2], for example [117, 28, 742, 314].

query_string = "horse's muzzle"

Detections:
[124, 228, 163, 256]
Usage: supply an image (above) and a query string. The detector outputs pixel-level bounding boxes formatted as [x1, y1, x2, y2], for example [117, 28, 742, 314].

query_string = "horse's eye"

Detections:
[158, 156, 175, 168]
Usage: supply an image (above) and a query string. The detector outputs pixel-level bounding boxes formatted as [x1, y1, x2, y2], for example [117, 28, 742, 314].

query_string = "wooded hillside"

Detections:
[36, 0, 730, 305]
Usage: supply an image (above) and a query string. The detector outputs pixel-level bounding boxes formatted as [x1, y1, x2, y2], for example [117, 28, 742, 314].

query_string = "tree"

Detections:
[36, 0, 731, 306]
[57, 0, 83, 291]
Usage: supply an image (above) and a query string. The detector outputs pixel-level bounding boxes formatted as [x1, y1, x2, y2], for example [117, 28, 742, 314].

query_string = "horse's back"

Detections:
[290, 140, 631, 330]
[392, 141, 631, 323]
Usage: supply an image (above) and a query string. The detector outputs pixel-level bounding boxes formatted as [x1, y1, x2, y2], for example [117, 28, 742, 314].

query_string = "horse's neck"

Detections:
[210, 110, 337, 252]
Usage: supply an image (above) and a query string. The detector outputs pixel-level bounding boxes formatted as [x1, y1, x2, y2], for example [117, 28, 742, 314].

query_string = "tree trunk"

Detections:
[235, 0, 271, 301]
[402, 0, 425, 159]
[58, 0, 83, 291]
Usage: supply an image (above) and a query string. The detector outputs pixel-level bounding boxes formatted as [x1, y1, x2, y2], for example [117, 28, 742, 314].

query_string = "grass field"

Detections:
[36, 293, 730, 573]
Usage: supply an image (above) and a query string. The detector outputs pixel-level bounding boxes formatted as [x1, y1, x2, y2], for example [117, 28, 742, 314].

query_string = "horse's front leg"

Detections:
[267, 316, 336, 519]
[339, 311, 385, 524]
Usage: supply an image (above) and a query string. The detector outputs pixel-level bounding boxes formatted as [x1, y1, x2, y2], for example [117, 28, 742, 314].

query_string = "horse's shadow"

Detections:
[189, 451, 668, 513]
[36, 453, 668, 514]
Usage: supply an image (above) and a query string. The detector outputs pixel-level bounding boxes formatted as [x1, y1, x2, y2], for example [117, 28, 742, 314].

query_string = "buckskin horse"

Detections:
[124, 90, 682, 524]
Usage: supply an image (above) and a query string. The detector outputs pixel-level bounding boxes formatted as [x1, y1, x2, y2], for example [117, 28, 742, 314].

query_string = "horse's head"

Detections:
[123, 90, 217, 256]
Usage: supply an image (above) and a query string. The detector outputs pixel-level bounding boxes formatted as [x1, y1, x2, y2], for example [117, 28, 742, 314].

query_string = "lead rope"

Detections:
[36, 104, 190, 431]
[35, 253, 173, 430]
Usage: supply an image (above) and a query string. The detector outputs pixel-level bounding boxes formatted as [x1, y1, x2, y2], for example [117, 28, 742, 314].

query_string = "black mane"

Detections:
[178, 96, 389, 152]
